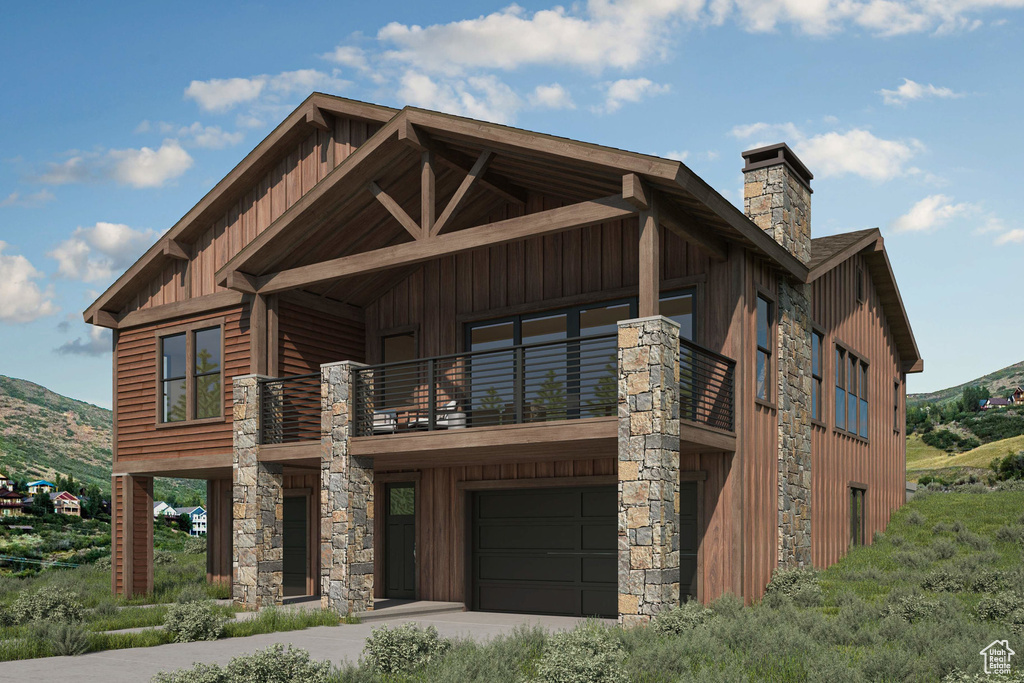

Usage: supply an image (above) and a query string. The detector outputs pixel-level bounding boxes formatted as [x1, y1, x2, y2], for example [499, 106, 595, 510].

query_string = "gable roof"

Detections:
[27, 480, 54, 487]
[83, 94, 398, 325]
[809, 228, 922, 373]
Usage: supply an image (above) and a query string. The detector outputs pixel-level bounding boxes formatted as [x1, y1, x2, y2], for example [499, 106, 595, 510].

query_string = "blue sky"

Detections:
[1, 0, 1022, 409]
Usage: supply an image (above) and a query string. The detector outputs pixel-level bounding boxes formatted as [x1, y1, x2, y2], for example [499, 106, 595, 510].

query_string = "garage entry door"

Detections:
[470, 486, 617, 618]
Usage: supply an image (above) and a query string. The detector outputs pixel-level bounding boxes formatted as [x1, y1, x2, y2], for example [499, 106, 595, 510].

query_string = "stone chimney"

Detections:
[742, 143, 814, 570]
[741, 143, 813, 264]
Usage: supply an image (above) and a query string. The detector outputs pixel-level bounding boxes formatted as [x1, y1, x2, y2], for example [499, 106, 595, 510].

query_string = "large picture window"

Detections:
[157, 323, 223, 424]
[835, 343, 868, 439]
[755, 295, 772, 401]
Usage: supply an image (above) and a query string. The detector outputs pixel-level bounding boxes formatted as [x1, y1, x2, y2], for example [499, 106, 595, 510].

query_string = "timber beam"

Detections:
[368, 181, 421, 240]
[433, 150, 494, 237]
[624, 173, 728, 262]
[255, 194, 636, 295]
[161, 239, 190, 261]
[398, 121, 526, 207]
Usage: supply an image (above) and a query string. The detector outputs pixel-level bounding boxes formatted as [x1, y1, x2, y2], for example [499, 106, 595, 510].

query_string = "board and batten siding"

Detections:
[810, 252, 905, 569]
[277, 300, 366, 376]
[115, 306, 249, 461]
[122, 117, 382, 315]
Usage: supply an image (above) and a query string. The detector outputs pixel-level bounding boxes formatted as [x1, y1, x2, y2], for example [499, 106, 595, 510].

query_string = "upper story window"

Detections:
[811, 330, 824, 422]
[755, 295, 773, 402]
[856, 267, 865, 304]
[835, 343, 868, 439]
[158, 323, 223, 424]
[893, 379, 901, 433]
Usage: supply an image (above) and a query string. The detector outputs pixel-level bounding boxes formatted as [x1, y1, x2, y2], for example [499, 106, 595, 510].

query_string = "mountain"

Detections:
[0, 375, 202, 501]
[908, 360, 1024, 407]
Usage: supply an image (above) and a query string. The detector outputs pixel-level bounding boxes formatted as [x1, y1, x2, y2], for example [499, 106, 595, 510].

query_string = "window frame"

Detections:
[856, 267, 866, 304]
[833, 340, 869, 441]
[154, 318, 226, 428]
[754, 286, 776, 407]
[893, 377, 902, 434]
[811, 326, 825, 427]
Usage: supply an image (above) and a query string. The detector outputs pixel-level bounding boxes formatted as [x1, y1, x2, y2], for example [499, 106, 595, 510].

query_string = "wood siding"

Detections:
[115, 306, 248, 462]
[810, 252, 905, 569]
[111, 474, 153, 597]
[277, 300, 365, 375]
[123, 117, 381, 315]
[206, 479, 232, 586]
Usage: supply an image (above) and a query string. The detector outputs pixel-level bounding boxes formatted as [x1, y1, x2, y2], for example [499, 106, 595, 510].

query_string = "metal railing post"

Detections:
[514, 347, 525, 424]
[427, 359, 436, 431]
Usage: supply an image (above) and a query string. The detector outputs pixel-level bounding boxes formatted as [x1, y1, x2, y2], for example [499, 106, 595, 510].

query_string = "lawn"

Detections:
[907, 433, 1024, 481]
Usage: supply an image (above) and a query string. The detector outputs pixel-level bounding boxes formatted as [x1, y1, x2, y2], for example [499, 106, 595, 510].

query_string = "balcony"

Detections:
[256, 334, 736, 458]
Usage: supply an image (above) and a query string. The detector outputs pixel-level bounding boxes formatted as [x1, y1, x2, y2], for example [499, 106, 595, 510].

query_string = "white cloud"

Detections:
[49, 222, 158, 283]
[891, 194, 974, 233]
[145, 122, 244, 149]
[185, 77, 266, 112]
[665, 150, 690, 162]
[55, 325, 111, 356]
[399, 72, 522, 123]
[0, 189, 55, 208]
[36, 141, 193, 188]
[995, 228, 1024, 245]
[879, 78, 964, 105]
[731, 122, 923, 181]
[600, 78, 670, 113]
[529, 83, 575, 109]
[322, 45, 370, 71]
[185, 70, 349, 113]
[0, 242, 59, 323]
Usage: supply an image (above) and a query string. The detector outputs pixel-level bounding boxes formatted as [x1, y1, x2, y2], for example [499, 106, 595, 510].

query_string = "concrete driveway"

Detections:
[0, 610, 602, 682]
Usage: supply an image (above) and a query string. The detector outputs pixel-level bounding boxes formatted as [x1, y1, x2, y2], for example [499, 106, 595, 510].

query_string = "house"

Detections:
[174, 506, 207, 535]
[153, 501, 175, 518]
[0, 490, 25, 516]
[49, 491, 81, 517]
[84, 94, 922, 622]
[1010, 387, 1023, 404]
[26, 480, 55, 495]
[0, 474, 12, 492]
[982, 397, 1011, 410]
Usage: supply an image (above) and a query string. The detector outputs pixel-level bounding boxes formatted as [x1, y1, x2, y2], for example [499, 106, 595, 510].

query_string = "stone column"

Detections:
[232, 374, 284, 609]
[617, 316, 681, 625]
[320, 361, 374, 615]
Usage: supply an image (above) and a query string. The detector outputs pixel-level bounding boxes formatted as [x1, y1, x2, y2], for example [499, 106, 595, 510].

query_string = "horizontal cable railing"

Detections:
[258, 373, 321, 445]
[353, 334, 618, 437]
[679, 338, 735, 432]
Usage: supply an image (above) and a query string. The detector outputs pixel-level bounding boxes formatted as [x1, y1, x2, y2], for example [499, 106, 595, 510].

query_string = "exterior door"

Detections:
[679, 481, 699, 598]
[282, 495, 307, 597]
[385, 483, 416, 599]
[471, 486, 616, 618]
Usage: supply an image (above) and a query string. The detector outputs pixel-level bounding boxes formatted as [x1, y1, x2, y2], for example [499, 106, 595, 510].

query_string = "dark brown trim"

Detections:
[679, 471, 708, 481]
[117, 291, 245, 330]
[375, 471, 422, 483]
[153, 317, 226, 427]
[456, 475, 617, 491]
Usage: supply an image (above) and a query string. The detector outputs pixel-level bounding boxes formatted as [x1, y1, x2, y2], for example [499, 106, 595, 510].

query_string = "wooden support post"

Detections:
[421, 151, 435, 238]
[267, 295, 279, 377]
[250, 294, 268, 376]
[112, 474, 153, 597]
[639, 199, 660, 318]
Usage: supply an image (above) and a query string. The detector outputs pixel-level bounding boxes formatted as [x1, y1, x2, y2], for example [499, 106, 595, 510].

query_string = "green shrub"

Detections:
[153, 644, 332, 683]
[883, 594, 939, 623]
[976, 592, 1024, 621]
[933, 522, 954, 534]
[650, 601, 714, 634]
[968, 569, 1005, 593]
[905, 510, 925, 525]
[932, 538, 957, 559]
[362, 622, 451, 675]
[956, 529, 991, 551]
[534, 620, 626, 683]
[174, 584, 209, 604]
[764, 567, 822, 607]
[990, 452, 1024, 481]
[29, 621, 91, 656]
[163, 601, 226, 643]
[10, 587, 84, 625]
[995, 525, 1024, 544]
[892, 550, 933, 569]
[922, 567, 965, 592]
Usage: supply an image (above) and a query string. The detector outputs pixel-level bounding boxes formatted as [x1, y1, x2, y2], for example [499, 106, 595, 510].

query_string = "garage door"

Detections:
[470, 486, 616, 618]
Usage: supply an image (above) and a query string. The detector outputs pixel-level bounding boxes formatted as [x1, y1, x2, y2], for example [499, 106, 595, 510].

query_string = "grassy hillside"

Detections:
[908, 434, 1024, 477]
[909, 359, 1024, 407]
[0, 375, 201, 501]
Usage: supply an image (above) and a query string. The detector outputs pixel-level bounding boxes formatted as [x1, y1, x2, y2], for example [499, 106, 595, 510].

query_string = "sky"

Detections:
[1, 0, 1022, 410]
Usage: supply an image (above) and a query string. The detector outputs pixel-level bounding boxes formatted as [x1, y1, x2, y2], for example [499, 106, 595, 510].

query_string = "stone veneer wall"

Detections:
[232, 374, 284, 608]
[617, 316, 681, 625]
[743, 160, 814, 569]
[320, 361, 374, 615]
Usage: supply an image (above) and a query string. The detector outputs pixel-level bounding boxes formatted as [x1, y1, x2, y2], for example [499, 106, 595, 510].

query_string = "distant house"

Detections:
[153, 501, 175, 518]
[0, 490, 25, 516]
[26, 480, 55, 495]
[50, 491, 81, 517]
[173, 506, 207, 536]
[1010, 387, 1024, 404]
[0, 474, 12, 492]
[982, 398, 1012, 410]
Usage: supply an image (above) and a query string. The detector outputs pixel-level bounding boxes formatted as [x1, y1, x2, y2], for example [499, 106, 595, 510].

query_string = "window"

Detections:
[856, 268, 865, 303]
[835, 343, 868, 438]
[893, 379, 901, 433]
[756, 295, 772, 401]
[157, 324, 222, 424]
[850, 487, 866, 547]
[811, 330, 824, 422]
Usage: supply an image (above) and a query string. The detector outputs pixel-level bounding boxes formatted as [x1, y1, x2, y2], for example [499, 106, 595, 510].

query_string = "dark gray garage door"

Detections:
[470, 486, 617, 618]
